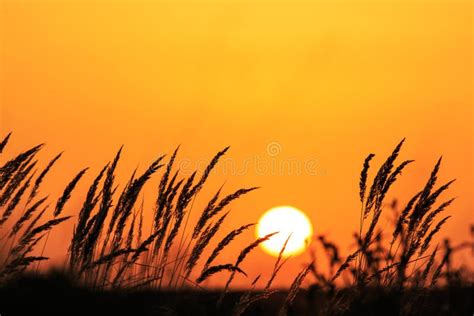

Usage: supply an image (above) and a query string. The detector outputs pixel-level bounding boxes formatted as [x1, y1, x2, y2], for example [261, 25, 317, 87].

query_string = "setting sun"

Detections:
[256, 206, 313, 257]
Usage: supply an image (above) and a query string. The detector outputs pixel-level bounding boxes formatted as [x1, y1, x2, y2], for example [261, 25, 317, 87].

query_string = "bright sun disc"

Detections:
[256, 206, 313, 257]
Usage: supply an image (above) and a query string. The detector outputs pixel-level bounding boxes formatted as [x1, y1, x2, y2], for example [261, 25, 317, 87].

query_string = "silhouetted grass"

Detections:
[0, 133, 472, 315]
[306, 140, 473, 315]
[0, 132, 298, 314]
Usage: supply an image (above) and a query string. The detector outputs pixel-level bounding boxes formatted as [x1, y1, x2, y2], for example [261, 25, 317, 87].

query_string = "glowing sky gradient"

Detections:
[1, 0, 472, 287]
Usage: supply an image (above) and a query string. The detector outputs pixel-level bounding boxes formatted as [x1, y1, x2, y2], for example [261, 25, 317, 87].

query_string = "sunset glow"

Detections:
[0, 0, 472, 290]
[257, 206, 313, 257]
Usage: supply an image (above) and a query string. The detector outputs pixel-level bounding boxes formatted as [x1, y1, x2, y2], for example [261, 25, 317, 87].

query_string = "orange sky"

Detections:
[1, 0, 472, 288]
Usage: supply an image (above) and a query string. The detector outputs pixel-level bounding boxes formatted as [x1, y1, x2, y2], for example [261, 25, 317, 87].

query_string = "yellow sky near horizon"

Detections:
[0, 0, 472, 287]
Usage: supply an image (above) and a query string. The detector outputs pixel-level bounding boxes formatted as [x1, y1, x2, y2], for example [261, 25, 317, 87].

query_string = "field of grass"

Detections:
[0, 133, 472, 315]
